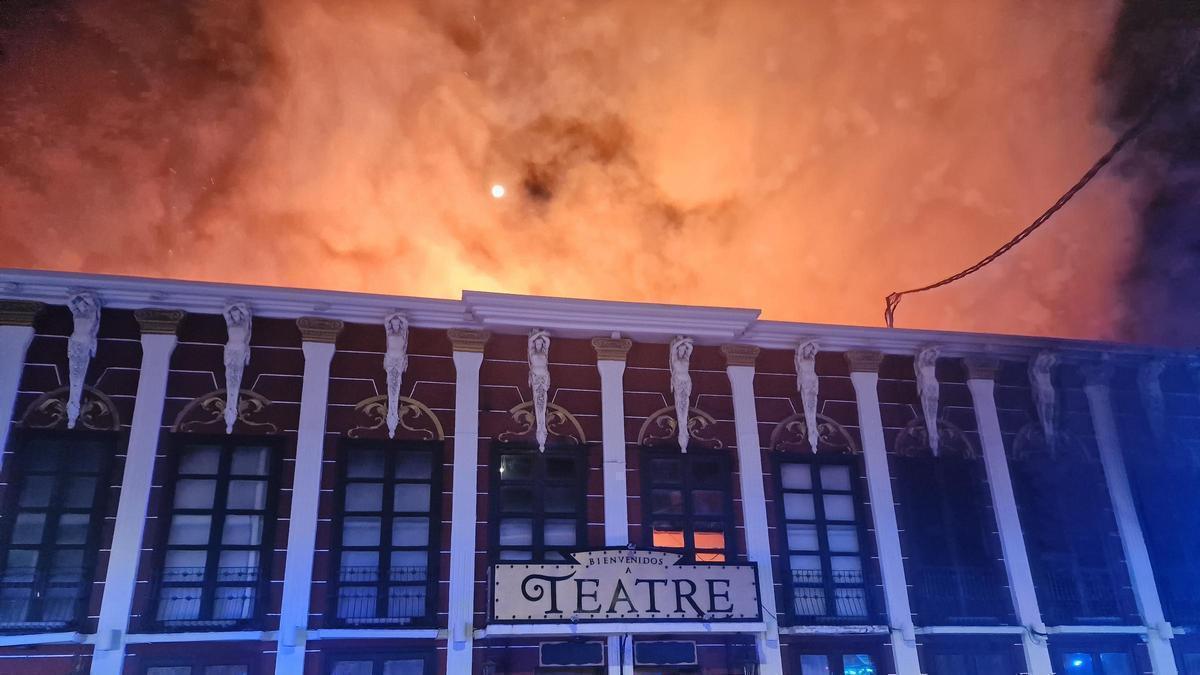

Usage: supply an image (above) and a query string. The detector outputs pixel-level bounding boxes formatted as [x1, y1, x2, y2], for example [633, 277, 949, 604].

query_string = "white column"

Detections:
[1083, 364, 1178, 675]
[722, 345, 784, 675]
[88, 311, 181, 674]
[0, 301, 41, 471]
[274, 318, 342, 674]
[964, 358, 1053, 675]
[593, 337, 633, 675]
[446, 329, 489, 675]
[846, 351, 923, 675]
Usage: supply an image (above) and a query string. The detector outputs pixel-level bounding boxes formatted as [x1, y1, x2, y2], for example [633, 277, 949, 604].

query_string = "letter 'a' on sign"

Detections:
[490, 548, 762, 623]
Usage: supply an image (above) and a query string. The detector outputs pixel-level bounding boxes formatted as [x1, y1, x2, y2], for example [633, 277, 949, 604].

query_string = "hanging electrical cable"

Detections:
[884, 37, 1200, 329]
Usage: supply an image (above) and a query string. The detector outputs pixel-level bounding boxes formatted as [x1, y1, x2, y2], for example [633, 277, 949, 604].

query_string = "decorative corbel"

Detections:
[1138, 359, 1167, 441]
[1029, 351, 1058, 450]
[914, 347, 940, 456]
[383, 312, 410, 439]
[795, 340, 820, 453]
[669, 335, 694, 453]
[66, 291, 101, 429]
[527, 329, 551, 451]
[222, 302, 252, 434]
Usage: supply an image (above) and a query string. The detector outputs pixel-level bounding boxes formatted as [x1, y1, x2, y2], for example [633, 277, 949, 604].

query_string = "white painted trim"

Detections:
[0, 632, 82, 647]
[0, 324, 34, 472]
[447, 349, 484, 674]
[274, 340, 336, 674]
[0, 269, 1186, 359]
[309, 628, 441, 640]
[122, 631, 275, 644]
[1083, 381, 1178, 675]
[478, 621, 767, 637]
[597, 357, 629, 675]
[849, 370, 924, 675]
[90, 332, 178, 675]
[725, 364, 783, 675]
[1045, 625, 1150, 635]
[914, 626, 1026, 635]
[777, 625, 890, 635]
[967, 377, 1053, 675]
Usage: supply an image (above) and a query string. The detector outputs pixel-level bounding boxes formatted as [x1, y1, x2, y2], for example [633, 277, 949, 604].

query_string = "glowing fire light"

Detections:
[490, 184, 506, 199]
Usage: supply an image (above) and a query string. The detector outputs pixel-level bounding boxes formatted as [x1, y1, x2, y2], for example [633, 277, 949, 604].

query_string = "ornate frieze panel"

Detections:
[527, 329, 551, 451]
[496, 400, 586, 447]
[720, 343, 759, 367]
[21, 384, 119, 431]
[894, 415, 976, 459]
[347, 393, 444, 441]
[769, 411, 858, 455]
[173, 388, 277, 435]
[297, 316, 344, 344]
[638, 405, 723, 451]
[66, 291, 101, 429]
[669, 336, 694, 452]
[222, 303, 252, 434]
[914, 347, 941, 456]
[382, 313, 410, 439]
[591, 336, 632, 361]
[135, 308, 186, 335]
[447, 328, 490, 353]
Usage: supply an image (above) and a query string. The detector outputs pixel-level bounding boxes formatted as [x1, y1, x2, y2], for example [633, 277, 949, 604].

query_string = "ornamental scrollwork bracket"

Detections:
[637, 405, 723, 451]
[894, 414, 976, 460]
[173, 388, 277, 435]
[21, 384, 120, 431]
[769, 412, 859, 455]
[348, 394, 444, 441]
[497, 400, 586, 447]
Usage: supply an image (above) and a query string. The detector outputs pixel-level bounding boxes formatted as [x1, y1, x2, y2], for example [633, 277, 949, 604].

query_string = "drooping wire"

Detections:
[884, 38, 1200, 329]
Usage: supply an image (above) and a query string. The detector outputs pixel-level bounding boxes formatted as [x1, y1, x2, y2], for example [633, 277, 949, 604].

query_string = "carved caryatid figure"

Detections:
[383, 312, 410, 439]
[528, 329, 551, 451]
[795, 340, 820, 453]
[66, 291, 101, 429]
[1029, 351, 1059, 449]
[669, 335, 694, 453]
[1139, 359, 1167, 441]
[914, 347, 941, 456]
[222, 302, 252, 434]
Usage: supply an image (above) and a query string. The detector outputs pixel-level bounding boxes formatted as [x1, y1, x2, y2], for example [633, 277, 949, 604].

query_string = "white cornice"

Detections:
[0, 268, 1191, 361]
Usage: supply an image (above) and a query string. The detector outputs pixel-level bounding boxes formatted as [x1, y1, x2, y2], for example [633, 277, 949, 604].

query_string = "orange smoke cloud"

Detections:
[0, 0, 1137, 340]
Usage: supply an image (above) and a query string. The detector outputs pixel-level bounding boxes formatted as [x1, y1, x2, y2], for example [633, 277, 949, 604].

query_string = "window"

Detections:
[923, 640, 1016, 675]
[145, 666, 250, 675]
[331, 441, 440, 626]
[641, 450, 734, 563]
[152, 436, 279, 629]
[796, 652, 878, 675]
[326, 653, 433, 675]
[777, 457, 871, 622]
[491, 447, 587, 562]
[0, 432, 113, 632]
[1054, 648, 1137, 675]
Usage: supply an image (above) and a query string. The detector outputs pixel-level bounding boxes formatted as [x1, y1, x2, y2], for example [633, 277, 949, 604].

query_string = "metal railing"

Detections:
[1037, 564, 1121, 623]
[152, 566, 262, 629]
[334, 565, 431, 626]
[0, 566, 86, 631]
[790, 569, 871, 622]
[912, 566, 1011, 624]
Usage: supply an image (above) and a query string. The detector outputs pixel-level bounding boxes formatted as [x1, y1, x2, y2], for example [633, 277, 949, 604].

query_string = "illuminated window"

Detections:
[777, 458, 871, 622]
[798, 652, 878, 675]
[491, 447, 587, 562]
[326, 653, 432, 675]
[0, 432, 114, 632]
[641, 450, 733, 563]
[330, 441, 440, 627]
[924, 640, 1014, 675]
[151, 436, 279, 630]
[1055, 649, 1136, 675]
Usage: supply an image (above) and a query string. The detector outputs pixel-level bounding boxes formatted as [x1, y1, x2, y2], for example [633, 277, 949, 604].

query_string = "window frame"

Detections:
[322, 649, 436, 675]
[1049, 639, 1142, 675]
[140, 660, 257, 675]
[772, 452, 876, 625]
[327, 438, 443, 628]
[791, 643, 886, 674]
[0, 428, 118, 633]
[639, 447, 738, 564]
[148, 433, 284, 632]
[488, 443, 589, 564]
[921, 637, 1022, 675]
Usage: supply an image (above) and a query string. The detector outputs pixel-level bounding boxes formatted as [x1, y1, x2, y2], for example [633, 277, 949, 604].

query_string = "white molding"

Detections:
[275, 340, 336, 674]
[914, 626, 1026, 635]
[447, 348, 484, 674]
[725, 364, 783, 675]
[777, 625, 890, 636]
[0, 324, 35, 471]
[966, 377, 1053, 675]
[478, 622, 767, 637]
[1046, 625, 1151, 635]
[91, 332, 178, 675]
[1083, 380, 1178, 675]
[3, 269, 1185, 361]
[0, 632, 83, 647]
[123, 631, 275, 644]
[309, 628, 441, 640]
[849, 369, 924, 675]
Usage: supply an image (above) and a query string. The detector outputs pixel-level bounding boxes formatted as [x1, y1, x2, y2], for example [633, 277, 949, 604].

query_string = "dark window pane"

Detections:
[1099, 653, 1134, 675]
[820, 465, 852, 491]
[499, 455, 533, 481]
[545, 457, 575, 480]
[393, 484, 431, 511]
[543, 519, 576, 547]
[650, 489, 684, 515]
[784, 493, 816, 520]
[11, 513, 46, 544]
[692, 490, 725, 516]
[179, 446, 220, 475]
[348, 449, 385, 478]
[780, 463, 813, 490]
[63, 476, 98, 508]
[343, 517, 382, 547]
[231, 446, 269, 475]
[396, 452, 432, 479]
[798, 654, 831, 674]
[226, 480, 267, 510]
[345, 483, 384, 511]
[55, 513, 90, 544]
[648, 457, 682, 483]
[17, 476, 55, 507]
[500, 486, 534, 512]
[544, 486, 575, 513]
[392, 517, 429, 545]
[690, 458, 722, 483]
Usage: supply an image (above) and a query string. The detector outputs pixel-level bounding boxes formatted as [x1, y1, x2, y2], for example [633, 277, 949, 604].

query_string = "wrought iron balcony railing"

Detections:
[334, 565, 432, 626]
[0, 566, 87, 632]
[789, 569, 872, 623]
[912, 565, 1011, 624]
[152, 566, 264, 630]
[1036, 564, 1121, 624]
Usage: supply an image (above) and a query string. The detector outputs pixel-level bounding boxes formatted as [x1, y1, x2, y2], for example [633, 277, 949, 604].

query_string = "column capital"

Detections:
[296, 316, 344, 344]
[845, 350, 884, 373]
[134, 308, 186, 335]
[447, 328, 490, 353]
[1081, 361, 1114, 387]
[591, 336, 632, 361]
[721, 343, 760, 367]
[0, 300, 45, 327]
[963, 356, 1001, 380]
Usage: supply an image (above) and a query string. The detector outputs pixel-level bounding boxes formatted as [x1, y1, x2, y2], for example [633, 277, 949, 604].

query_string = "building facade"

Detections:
[0, 269, 1195, 675]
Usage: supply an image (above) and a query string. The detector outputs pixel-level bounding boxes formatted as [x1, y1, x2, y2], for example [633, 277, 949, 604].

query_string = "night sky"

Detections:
[0, 1, 1196, 344]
